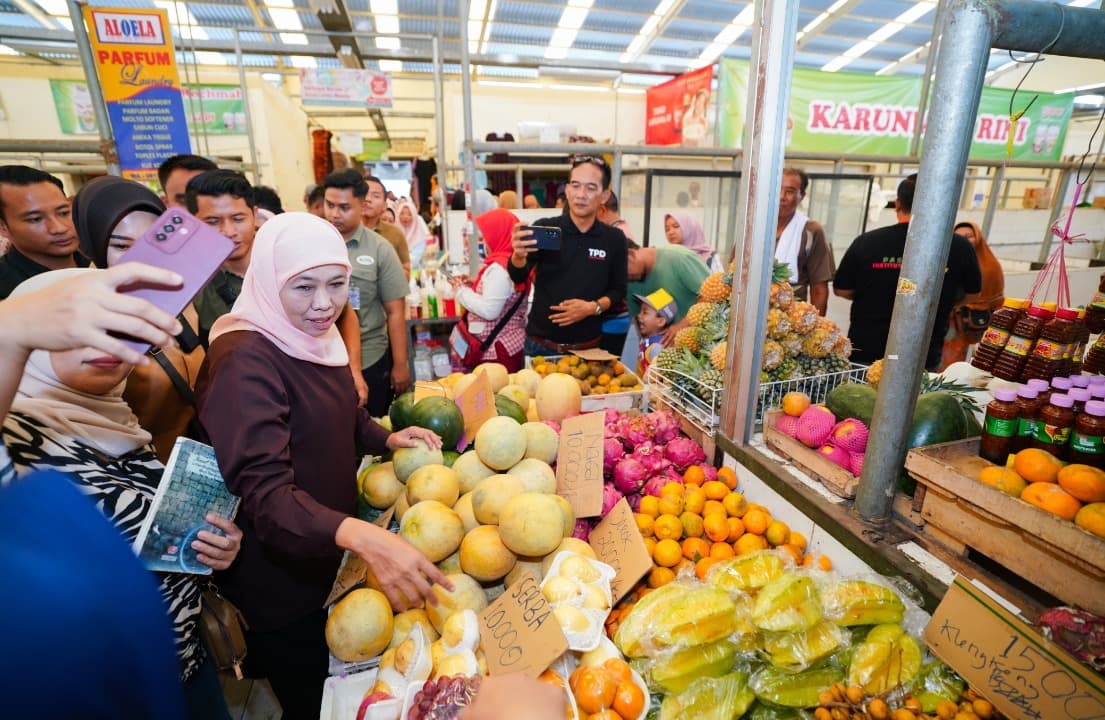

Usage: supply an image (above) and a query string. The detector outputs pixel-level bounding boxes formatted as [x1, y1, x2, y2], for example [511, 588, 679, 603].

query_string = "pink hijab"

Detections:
[209, 212, 352, 366]
[666, 211, 712, 262]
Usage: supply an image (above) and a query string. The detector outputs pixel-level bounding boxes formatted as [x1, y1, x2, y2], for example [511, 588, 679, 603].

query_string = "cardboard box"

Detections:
[925, 577, 1105, 720]
[1092, 196, 1105, 209]
[1022, 186, 1053, 209]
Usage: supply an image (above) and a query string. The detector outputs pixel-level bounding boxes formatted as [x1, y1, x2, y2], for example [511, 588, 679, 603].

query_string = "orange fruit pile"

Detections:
[981, 451, 1105, 537]
[568, 658, 646, 720]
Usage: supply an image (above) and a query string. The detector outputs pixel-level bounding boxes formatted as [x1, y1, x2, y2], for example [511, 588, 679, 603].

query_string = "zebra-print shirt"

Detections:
[1, 412, 204, 682]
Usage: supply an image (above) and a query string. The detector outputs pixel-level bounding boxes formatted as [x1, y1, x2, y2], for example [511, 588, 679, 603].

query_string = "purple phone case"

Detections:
[113, 208, 234, 354]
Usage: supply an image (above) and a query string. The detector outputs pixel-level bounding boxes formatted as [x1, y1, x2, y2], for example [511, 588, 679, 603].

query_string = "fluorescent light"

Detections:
[289, 55, 316, 68]
[1057, 81, 1105, 94]
[546, 83, 609, 93]
[374, 14, 399, 34]
[370, 0, 398, 14]
[265, 0, 296, 7]
[478, 79, 538, 89]
[616, 86, 646, 94]
[1075, 94, 1105, 107]
[375, 36, 400, 50]
[1067, 0, 1096, 6]
[261, 72, 282, 83]
[697, 5, 754, 63]
[32, 0, 66, 15]
[194, 51, 227, 65]
[378, 59, 402, 72]
[822, 1, 935, 72]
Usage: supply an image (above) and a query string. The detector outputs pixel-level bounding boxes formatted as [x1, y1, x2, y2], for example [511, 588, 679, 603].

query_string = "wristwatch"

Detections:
[594, 301, 603, 316]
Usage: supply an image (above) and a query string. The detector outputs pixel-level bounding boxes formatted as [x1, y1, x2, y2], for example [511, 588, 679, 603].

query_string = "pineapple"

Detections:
[832, 335, 853, 359]
[801, 330, 834, 358]
[762, 340, 784, 371]
[768, 260, 794, 310]
[866, 359, 884, 387]
[697, 368, 723, 402]
[780, 332, 802, 358]
[766, 308, 792, 340]
[788, 301, 819, 334]
[709, 341, 727, 371]
[700, 272, 730, 303]
[674, 326, 701, 352]
[654, 346, 683, 371]
[686, 302, 715, 327]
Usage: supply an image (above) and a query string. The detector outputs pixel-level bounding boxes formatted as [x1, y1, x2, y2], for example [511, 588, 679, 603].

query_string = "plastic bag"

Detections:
[658, 672, 756, 720]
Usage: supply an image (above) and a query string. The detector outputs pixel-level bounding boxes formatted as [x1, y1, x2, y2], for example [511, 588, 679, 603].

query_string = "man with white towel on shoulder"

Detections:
[775, 167, 834, 316]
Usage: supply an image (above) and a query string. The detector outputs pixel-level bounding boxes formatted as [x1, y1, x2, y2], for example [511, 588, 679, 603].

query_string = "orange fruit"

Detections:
[703, 513, 730, 542]
[653, 538, 683, 567]
[781, 391, 811, 417]
[638, 495, 660, 517]
[817, 555, 833, 571]
[571, 667, 617, 713]
[777, 543, 804, 564]
[694, 556, 720, 581]
[1075, 502, 1105, 538]
[702, 480, 729, 500]
[642, 536, 656, 557]
[788, 531, 808, 552]
[682, 536, 711, 561]
[977, 465, 1027, 496]
[1021, 481, 1083, 520]
[1013, 448, 1062, 484]
[765, 520, 790, 547]
[634, 513, 654, 537]
[660, 481, 685, 498]
[657, 494, 684, 517]
[683, 488, 706, 514]
[743, 507, 771, 536]
[679, 511, 704, 538]
[585, 709, 621, 720]
[717, 466, 738, 490]
[648, 566, 675, 588]
[683, 465, 705, 486]
[612, 677, 646, 719]
[726, 516, 745, 542]
[603, 658, 634, 686]
[1057, 464, 1105, 503]
[722, 492, 748, 517]
[735, 533, 768, 555]
[709, 541, 735, 560]
[702, 500, 727, 518]
[653, 514, 683, 541]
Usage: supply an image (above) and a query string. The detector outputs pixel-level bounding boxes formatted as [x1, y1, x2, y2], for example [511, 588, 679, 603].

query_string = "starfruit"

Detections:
[910, 660, 965, 712]
[752, 574, 824, 632]
[651, 587, 739, 650]
[648, 638, 740, 694]
[762, 620, 845, 671]
[615, 582, 693, 658]
[821, 580, 905, 627]
[659, 672, 756, 720]
[745, 701, 807, 720]
[847, 623, 922, 693]
[708, 551, 786, 595]
[750, 664, 845, 708]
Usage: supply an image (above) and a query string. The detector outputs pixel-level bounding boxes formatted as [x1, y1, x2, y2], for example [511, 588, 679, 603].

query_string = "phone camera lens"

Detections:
[163, 225, 175, 233]
[156, 233, 167, 242]
[172, 216, 183, 224]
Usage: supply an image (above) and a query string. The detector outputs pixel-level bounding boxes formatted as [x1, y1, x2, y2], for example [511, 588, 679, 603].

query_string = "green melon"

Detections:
[410, 396, 465, 449]
[494, 394, 527, 426]
[389, 391, 417, 430]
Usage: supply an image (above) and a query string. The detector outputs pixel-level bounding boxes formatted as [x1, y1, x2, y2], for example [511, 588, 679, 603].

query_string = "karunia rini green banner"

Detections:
[718, 59, 1073, 162]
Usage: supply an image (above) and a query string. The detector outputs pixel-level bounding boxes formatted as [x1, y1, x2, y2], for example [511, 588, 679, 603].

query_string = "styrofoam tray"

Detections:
[320, 668, 403, 720]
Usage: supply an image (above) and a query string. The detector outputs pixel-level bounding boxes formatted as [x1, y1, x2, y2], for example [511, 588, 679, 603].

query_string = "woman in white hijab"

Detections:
[396, 198, 431, 268]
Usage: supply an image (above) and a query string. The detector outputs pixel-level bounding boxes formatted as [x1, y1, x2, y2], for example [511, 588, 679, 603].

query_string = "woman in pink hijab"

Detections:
[195, 212, 450, 718]
[664, 210, 721, 272]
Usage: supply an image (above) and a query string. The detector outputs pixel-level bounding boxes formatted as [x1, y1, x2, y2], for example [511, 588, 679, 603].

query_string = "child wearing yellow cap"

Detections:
[635, 287, 677, 376]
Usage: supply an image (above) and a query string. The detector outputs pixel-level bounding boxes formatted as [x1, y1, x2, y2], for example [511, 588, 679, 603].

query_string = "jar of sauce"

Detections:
[1083, 273, 1105, 334]
[1029, 393, 1075, 460]
[1068, 310, 1090, 376]
[972, 298, 1028, 372]
[980, 388, 1020, 464]
[1071, 400, 1105, 470]
[1013, 386, 1041, 453]
[992, 303, 1055, 381]
[1070, 387, 1092, 415]
[1021, 307, 1076, 382]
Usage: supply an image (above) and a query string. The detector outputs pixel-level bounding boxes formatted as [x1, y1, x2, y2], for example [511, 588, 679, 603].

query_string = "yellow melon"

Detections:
[508, 457, 557, 494]
[388, 608, 439, 649]
[454, 492, 479, 533]
[474, 362, 510, 392]
[504, 557, 545, 587]
[459, 525, 518, 582]
[535, 373, 582, 422]
[522, 421, 560, 464]
[325, 588, 394, 662]
[359, 461, 404, 509]
[452, 450, 497, 494]
[398, 500, 464, 562]
[475, 416, 527, 470]
[498, 493, 566, 557]
[552, 494, 575, 537]
[426, 573, 489, 633]
[406, 464, 461, 507]
[513, 368, 542, 398]
[471, 474, 525, 525]
[436, 550, 462, 575]
[498, 383, 530, 409]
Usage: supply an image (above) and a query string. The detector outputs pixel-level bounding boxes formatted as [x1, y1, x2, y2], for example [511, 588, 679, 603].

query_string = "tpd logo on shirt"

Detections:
[589, 248, 607, 259]
[355, 255, 375, 266]
[92, 12, 166, 45]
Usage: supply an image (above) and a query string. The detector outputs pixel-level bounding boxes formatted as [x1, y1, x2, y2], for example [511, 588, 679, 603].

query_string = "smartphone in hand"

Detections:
[113, 208, 234, 354]
[527, 225, 562, 251]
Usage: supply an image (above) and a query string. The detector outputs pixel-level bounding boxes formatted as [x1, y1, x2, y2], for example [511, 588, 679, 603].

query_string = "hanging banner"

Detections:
[299, 68, 393, 108]
[50, 79, 99, 135]
[645, 65, 714, 147]
[83, 7, 191, 183]
[182, 84, 246, 135]
[719, 59, 1074, 162]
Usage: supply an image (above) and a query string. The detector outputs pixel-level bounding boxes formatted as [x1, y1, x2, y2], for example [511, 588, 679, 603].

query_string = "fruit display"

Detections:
[773, 391, 869, 477]
[566, 657, 648, 720]
[810, 680, 1004, 720]
[974, 449, 1105, 538]
[530, 354, 644, 397]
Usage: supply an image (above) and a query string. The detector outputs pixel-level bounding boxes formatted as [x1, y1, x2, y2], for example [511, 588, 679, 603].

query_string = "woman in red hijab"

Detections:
[941, 220, 1004, 369]
[452, 208, 531, 372]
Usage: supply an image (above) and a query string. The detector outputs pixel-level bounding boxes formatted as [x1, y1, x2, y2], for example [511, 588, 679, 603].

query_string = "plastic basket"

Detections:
[645, 365, 722, 435]
[756, 362, 869, 424]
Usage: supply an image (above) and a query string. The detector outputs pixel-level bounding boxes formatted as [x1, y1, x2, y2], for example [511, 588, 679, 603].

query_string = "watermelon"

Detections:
[494, 394, 527, 426]
[442, 450, 460, 467]
[825, 383, 877, 426]
[410, 396, 465, 449]
[898, 392, 971, 494]
[389, 391, 416, 430]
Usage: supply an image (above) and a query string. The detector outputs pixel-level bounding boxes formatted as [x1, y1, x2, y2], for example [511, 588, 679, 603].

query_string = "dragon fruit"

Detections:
[651, 411, 681, 444]
[613, 457, 650, 494]
[643, 473, 677, 498]
[632, 442, 672, 476]
[796, 406, 835, 448]
[1037, 607, 1105, 670]
[604, 438, 626, 475]
[664, 437, 706, 471]
[625, 492, 642, 512]
[621, 416, 654, 448]
[602, 484, 625, 515]
[830, 418, 869, 454]
[817, 444, 850, 470]
[572, 518, 594, 541]
[700, 464, 718, 483]
[603, 408, 622, 426]
[774, 414, 801, 439]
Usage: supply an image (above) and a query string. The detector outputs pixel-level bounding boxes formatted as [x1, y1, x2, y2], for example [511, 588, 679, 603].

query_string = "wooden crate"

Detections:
[905, 438, 1105, 615]
[762, 410, 859, 498]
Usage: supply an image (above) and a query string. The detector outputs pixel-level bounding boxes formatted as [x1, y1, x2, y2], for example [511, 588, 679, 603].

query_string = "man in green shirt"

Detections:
[626, 243, 710, 345]
[325, 170, 410, 415]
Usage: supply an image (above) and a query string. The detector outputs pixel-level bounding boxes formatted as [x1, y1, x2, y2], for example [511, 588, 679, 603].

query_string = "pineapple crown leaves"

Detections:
[920, 372, 983, 415]
[772, 260, 792, 284]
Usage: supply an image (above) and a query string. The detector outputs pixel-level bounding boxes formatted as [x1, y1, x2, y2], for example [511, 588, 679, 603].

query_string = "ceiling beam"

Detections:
[796, 0, 863, 51]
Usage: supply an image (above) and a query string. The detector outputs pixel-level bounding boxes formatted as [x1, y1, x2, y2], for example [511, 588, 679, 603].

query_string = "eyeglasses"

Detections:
[570, 155, 608, 168]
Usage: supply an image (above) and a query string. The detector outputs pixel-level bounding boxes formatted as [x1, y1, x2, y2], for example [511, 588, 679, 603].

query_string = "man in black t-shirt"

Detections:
[833, 174, 981, 371]
[509, 157, 628, 355]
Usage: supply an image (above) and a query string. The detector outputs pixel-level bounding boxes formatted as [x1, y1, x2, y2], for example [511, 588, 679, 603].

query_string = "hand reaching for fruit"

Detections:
[388, 426, 443, 451]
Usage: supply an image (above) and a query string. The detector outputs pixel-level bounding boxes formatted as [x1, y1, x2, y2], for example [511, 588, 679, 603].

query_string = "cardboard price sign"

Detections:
[455, 371, 497, 442]
[925, 577, 1105, 720]
[323, 504, 395, 607]
[478, 571, 567, 677]
[570, 348, 619, 362]
[413, 381, 448, 402]
[556, 411, 604, 518]
[590, 498, 652, 604]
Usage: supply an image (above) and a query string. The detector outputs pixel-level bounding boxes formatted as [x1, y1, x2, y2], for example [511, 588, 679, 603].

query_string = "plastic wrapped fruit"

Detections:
[821, 579, 905, 627]
[750, 665, 844, 708]
[761, 620, 845, 671]
[752, 574, 824, 632]
[658, 672, 756, 720]
[406, 674, 482, 720]
[706, 551, 786, 595]
[909, 660, 965, 713]
[847, 623, 922, 694]
[646, 637, 740, 694]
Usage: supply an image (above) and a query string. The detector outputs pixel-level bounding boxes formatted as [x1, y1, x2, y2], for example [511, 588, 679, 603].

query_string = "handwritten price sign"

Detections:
[925, 577, 1105, 720]
[456, 371, 496, 442]
[555, 411, 604, 518]
[590, 498, 652, 604]
[478, 571, 567, 677]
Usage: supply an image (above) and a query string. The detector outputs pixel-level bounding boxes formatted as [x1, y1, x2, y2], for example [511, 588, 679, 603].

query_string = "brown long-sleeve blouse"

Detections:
[195, 330, 391, 632]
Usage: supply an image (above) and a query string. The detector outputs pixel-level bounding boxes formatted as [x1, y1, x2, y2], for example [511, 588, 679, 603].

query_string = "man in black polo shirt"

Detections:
[509, 156, 628, 355]
[0, 166, 89, 299]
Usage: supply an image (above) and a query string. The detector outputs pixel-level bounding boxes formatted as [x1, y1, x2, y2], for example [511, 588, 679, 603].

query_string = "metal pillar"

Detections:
[67, 0, 119, 175]
[234, 29, 262, 183]
[515, 166, 524, 203]
[431, 36, 449, 258]
[824, 159, 845, 246]
[855, 1, 992, 521]
[720, 0, 799, 443]
[459, 0, 482, 276]
[612, 150, 623, 203]
[981, 164, 1005, 240]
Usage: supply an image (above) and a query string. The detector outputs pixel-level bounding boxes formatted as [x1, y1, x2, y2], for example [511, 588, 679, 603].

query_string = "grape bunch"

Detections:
[407, 675, 482, 720]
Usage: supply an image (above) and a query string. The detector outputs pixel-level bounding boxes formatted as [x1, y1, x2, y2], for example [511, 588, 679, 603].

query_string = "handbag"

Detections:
[957, 306, 992, 333]
[199, 583, 249, 679]
[450, 291, 526, 368]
